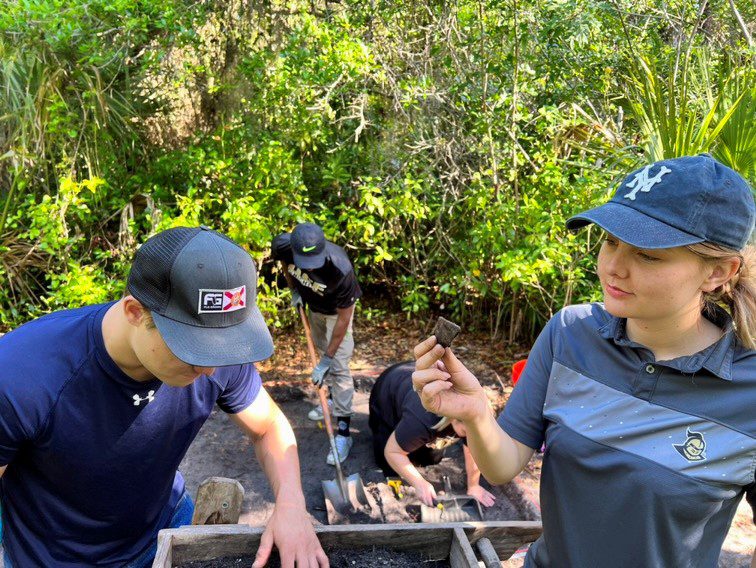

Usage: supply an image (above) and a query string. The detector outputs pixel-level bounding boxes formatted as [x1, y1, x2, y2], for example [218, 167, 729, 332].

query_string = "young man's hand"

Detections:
[290, 290, 303, 309]
[230, 391, 328, 567]
[252, 503, 328, 568]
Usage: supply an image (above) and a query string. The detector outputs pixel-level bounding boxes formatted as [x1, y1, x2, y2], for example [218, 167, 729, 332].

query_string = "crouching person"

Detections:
[368, 361, 496, 508]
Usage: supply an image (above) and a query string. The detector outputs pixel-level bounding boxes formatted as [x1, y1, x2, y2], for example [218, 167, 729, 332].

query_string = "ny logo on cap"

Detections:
[623, 164, 672, 200]
[198, 286, 247, 314]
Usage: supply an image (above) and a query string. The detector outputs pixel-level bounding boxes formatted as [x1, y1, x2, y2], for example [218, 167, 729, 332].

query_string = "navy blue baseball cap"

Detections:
[127, 226, 274, 367]
[291, 223, 327, 269]
[567, 154, 755, 250]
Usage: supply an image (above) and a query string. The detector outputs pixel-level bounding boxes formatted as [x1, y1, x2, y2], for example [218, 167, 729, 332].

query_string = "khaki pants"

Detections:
[308, 310, 355, 417]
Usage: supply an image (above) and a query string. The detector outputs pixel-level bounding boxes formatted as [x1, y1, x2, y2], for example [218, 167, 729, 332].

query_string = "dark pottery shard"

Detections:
[432, 317, 461, 348]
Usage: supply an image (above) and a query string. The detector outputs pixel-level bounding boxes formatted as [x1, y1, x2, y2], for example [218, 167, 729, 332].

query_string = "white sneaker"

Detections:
[307, 400, 333, 421]
[326, 435, 353, 465]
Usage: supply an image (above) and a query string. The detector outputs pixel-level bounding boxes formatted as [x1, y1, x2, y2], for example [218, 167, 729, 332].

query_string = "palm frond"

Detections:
[623, 48, 754, 182]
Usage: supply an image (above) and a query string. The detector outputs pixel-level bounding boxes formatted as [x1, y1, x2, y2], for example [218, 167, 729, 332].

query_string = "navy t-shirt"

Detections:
[271, 233, 361, 315]
[0, 303, 262, 566]
[369, 361, 458, 452]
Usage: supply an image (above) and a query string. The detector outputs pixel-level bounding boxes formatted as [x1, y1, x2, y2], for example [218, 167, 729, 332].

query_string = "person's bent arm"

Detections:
[384, 432, 436, 507]
[413, 336, 534, 485]
[0, 465, 6, 478]
[463, 410, 534, 485]
[324, 304, 354, 358]
[231, 389, 328, 568]
[462, 444, 496, 507]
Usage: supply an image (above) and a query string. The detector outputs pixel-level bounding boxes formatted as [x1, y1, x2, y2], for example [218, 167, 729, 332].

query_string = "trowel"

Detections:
[420, 475, 484, 523]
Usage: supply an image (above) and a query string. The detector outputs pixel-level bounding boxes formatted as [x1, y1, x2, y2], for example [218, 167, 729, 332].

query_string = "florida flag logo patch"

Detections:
[198, 286, 247, 313]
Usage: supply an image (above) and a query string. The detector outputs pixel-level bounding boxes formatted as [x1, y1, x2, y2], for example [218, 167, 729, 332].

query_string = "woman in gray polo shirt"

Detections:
[413, 154, 755, 567]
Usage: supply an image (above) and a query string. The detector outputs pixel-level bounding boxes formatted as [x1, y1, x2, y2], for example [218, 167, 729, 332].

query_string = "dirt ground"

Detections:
[180, 393, 529, 527]
[178, 308, 754, 566]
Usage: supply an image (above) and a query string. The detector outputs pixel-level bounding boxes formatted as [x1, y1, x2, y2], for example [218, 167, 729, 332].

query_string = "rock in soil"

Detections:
[178, 547, 450, 568]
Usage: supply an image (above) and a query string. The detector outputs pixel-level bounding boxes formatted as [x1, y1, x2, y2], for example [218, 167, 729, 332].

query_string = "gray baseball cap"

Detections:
[567, 154, 755, 250]
[127, 226, 274, 367]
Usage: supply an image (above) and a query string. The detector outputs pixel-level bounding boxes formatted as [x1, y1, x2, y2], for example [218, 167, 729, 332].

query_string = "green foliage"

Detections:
[624, 51, 754, 166]
[713, 71, 756, 180]
[0, 0, 203, 325]
[45, 261, 124, 310]
[1, 0, 753, 344]
[0, 0, 180, 216]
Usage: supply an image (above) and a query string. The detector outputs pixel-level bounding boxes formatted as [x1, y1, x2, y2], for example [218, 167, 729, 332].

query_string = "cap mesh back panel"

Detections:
[127, 227, 199, 313]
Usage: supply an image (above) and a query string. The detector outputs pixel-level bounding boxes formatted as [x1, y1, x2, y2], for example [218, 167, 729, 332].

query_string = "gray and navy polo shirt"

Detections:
[499, 303, 756, 568]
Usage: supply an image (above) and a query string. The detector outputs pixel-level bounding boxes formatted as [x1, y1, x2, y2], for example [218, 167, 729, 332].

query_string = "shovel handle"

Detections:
[297, 306, 334, 438]
[298, 305, 320, 369]
[297, 305, 349, 500]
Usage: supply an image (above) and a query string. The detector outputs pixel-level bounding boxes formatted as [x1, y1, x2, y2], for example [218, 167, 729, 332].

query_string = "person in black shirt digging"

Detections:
[369, 361, 496, 507]
[271, 223, 362, 465]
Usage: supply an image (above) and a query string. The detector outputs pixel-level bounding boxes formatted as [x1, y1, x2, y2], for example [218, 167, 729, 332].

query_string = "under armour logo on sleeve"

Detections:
[133, 390, 155, 406]
[624, 165, 672, 200]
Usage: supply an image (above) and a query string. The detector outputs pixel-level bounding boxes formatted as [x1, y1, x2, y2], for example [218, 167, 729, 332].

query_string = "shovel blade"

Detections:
[322, 474, 380, 525]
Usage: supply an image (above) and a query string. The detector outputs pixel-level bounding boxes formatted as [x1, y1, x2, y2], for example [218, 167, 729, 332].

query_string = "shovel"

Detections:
[420, 475, 484, 523]
[297, 305, 377, 524]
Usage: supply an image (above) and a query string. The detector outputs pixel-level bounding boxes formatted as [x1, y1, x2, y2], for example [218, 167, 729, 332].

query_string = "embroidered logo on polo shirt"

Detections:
[673, 427, 707, 462]
[133, 390, 155, 406]
[198, 286, 246, 313]
[623, 164, 671, 200]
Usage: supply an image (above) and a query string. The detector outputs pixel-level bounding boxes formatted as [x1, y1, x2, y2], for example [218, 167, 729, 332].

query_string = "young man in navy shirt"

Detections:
[272, 223, 361, 465]
[0, 226, 327, 567]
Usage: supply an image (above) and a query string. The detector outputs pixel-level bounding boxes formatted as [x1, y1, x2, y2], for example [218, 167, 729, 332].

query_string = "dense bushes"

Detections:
[1, 0, 753, 340]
